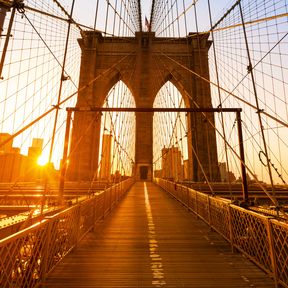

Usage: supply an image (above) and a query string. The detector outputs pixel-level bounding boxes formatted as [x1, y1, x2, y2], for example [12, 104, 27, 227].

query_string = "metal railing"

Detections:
[0, 178, 134, 288]
[155, 178, 288, 288]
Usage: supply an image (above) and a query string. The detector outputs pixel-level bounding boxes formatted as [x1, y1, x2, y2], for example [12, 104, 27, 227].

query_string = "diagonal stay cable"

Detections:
[0, 52, 135, 149]
[52, 0, 83, 32]
[159, 51, 288, 129]
[155, 52, 278, 206]
[220, 31, 288, 107]
[21, 11, 78, 89]
[173, 73, 278, 205]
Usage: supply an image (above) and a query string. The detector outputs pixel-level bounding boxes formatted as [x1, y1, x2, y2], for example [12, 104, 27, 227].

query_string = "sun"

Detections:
[37, 155, 48, 166]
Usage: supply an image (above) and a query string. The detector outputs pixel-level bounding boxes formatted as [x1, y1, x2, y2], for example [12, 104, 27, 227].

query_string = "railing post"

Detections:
[118, 182, 121, 201]
[109, 185, 112, 212]
[41, 220, 52, 281]
[228, 205, 234, 252]
[208, 196, 212, 227]
[266, 218, 278, 287]
[59, 109, 72, 205]
[236, 110, 249, 203]
[117, 183, 120, 200]
[165, 180, 168, 193]
[115, 183, 117, 204]
[174, 182, 177, 199]
[186, 186, 190, 210]
[102, 189, 106, 218]
[195, 191, 199, 217]
[92, 196, 97, 232]
[75, 204, 82, 246]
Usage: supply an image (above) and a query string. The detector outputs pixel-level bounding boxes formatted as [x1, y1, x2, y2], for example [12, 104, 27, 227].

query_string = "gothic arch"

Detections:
[67, 31, 220, 181]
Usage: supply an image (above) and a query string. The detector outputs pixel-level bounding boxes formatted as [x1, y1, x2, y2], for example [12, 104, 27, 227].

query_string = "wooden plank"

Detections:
[41, 182, 274, 288]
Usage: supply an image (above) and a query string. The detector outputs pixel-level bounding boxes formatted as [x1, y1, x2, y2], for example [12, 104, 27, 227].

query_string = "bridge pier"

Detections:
[135, 112, 153, 181]
[67, 31, 220, 182]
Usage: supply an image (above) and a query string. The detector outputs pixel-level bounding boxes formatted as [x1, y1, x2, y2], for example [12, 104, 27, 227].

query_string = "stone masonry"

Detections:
[67, 31, 220, 182]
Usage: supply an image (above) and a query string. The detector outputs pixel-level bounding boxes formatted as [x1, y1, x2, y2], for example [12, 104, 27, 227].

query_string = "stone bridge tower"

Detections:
[67, 31, 220, 182]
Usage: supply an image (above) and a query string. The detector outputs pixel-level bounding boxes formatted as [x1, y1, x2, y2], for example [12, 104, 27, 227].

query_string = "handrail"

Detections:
[154, 178, 288, 288]
[0, 178, 134, 288]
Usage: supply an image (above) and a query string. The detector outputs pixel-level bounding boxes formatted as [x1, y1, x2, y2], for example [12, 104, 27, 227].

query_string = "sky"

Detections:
[69, 0, 234, 33]
[1, 0, 287, 184]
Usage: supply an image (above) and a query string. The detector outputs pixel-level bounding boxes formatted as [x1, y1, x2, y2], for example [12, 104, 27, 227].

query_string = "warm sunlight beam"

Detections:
[37, 155, 48, 166]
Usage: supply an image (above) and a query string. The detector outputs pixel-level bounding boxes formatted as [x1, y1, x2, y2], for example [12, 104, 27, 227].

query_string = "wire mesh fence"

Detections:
[156, 178, 288, 287]
[0, 178, 134, 288]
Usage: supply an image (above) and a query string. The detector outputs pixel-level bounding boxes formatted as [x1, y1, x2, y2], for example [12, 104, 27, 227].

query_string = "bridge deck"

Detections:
[41, 182, 274, 288]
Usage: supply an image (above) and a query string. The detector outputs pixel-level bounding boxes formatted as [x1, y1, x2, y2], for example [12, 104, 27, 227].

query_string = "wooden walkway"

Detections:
[41, 182, 274, 287]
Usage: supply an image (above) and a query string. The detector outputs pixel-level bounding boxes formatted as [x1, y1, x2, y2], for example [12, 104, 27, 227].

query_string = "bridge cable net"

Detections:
[0, 0, 142, 212]
[0, 0, 287, 209]
[207, 0, 288, 195]
[0, 0, 288, 287]
[0, 0, 82, 211]
[151, 0, 229, 196]
[97, 81, 136, 185]
[149, 0, 288, 208]
[153, 82, 187, 179]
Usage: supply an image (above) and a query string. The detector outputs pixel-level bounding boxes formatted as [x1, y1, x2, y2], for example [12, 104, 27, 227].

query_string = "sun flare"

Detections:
[37, 155, 48, 166]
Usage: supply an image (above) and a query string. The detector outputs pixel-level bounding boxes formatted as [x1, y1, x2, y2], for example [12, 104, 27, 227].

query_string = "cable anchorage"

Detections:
[13, 0, 24, 13]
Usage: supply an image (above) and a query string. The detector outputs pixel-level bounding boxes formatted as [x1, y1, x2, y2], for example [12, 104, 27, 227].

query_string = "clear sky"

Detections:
[70, 0, 234, 33]
[1, 0, 287, 185]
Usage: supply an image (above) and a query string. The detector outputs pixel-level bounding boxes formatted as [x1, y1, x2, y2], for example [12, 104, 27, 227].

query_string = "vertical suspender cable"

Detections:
[118, 0, 123, 36]
[93, 0, 100, 30]
[238, 2, 277, 202]
[112, 0, 118, 35]
[207, 0, 233, 195]
[105, 0, 110, 35]
[137, 0, 142, 32]
[183, 0, 200, 182]
[0, 5, 16, 79]
[193, 2, 213, 181]
[182, 0, 188, 37]
[149, 0, 155, 31]
[170, 0, 175, 36]
[175, 0, 180, 37]
[49, 0, 76, 163]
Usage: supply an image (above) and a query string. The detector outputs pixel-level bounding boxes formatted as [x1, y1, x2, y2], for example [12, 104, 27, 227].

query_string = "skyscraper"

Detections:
[161, 146, 183, 181]
[0, 133, 13, 154]
[28, 138, 43, 160]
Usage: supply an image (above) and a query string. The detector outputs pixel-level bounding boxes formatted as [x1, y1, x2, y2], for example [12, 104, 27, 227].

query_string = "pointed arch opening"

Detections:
[98, 81, 136, 181]
[153, 81, 188, 181]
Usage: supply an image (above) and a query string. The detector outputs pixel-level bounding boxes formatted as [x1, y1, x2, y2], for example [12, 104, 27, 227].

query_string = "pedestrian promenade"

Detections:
[42, 182, 274, 287]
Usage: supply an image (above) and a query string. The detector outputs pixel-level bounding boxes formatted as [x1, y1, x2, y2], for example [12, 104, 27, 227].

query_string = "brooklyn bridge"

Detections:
[0, 0, 288, 287]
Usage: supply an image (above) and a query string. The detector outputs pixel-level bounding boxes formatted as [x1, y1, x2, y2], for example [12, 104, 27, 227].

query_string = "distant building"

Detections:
[161, 147, 169, 179]
[99, 134, 112, 180]
[32, 138, 43, 149]
[227, 171, 236, 182]
[0, 153, 26, 182]
[0, 132, 25, 182]
[0, 133, 13, 154]
[0, 136, 59, 182]
[161, 146, 183, 181]
[219, 162, 227, 182]
[219, 162, 236, 182]
[28, 138, 43, 161]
